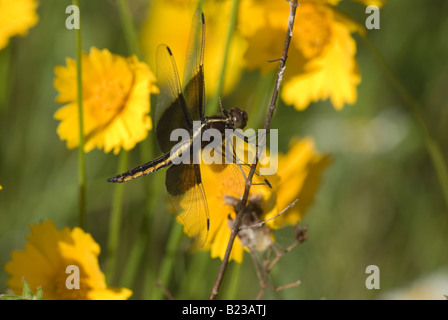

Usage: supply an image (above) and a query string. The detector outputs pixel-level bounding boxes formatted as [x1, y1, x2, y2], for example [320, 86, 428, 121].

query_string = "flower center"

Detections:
[89, 79, 129, 125]
[295, 3, 333, 59]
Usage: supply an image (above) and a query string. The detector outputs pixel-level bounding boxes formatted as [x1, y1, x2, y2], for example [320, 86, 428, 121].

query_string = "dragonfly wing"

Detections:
[165, 162, 210, 247]
[155, 44, 193, 153]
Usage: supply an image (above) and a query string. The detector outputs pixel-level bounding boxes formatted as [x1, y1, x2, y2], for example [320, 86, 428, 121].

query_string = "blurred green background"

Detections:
[1, 0, 448, 300]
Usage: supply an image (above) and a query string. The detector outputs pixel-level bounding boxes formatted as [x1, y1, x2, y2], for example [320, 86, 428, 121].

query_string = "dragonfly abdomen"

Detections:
[107, 152, 172, 183]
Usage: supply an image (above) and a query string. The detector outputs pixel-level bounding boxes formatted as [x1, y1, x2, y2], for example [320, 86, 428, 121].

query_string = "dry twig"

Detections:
[252, 224, 308, 300]
[209, 0, 300, 299]
[155, 281, 174, 300]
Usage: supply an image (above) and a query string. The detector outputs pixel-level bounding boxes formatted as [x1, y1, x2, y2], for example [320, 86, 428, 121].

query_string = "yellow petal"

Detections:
[282, 18, 361, 110]
[266, 137, 331, 229]
[53, 59, 78, 104]
[0, 0, 39, 50]
[209, 222, 245, 263]
[87, 288, 133, 300]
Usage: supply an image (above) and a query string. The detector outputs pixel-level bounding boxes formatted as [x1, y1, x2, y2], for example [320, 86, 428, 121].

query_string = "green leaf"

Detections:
[0, 278, 45, 300]
[34, 287, 44, 300]
[21, 278, 34, 299]
[0, 294, 24, 300]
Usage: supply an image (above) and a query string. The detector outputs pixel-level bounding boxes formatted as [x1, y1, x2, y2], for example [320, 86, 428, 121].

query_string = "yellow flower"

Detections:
[238, 0, 362, 110]
[4, 220, 132, 300]
[0, 0, 39, 50]
[139, 0, 246, 99]
[195, 137, 330, 263]
[54, 47, 158, 154]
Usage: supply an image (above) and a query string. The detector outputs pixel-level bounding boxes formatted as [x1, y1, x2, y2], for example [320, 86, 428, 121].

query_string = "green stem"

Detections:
[115, 0, 162, 294]
[223, 261, 242, 299]
[363, 35, 448, 211]
[120, 231, 148, 289]
[106, 150, 129, 283]
[152, 221, 184, 300]
[105, 0, 136, 281]
[117, 0, 141, 58]
[208, 0, 240, 114]
[73, 0, 86, 229]
[247, 71, 277, 130]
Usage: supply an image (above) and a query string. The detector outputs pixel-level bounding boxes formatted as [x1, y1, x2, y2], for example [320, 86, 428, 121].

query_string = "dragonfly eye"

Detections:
[233, 116, 239, 127]
[230, 108, 248, 129]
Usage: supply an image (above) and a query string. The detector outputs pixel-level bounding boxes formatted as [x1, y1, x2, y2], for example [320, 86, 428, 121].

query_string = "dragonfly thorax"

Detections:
[204, 107, 248, 132]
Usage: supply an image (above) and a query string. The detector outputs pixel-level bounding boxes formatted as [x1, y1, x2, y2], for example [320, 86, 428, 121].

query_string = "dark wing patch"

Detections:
[183, 9, 205, 121]
[155, 45, 193, 153]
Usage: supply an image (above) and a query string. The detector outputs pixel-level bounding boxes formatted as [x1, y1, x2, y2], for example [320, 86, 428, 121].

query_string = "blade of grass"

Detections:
[72, 0, 86, 229]
[114, 0, 163, 295]
[117, 0, 141, 58]
[104, 0, 137, 286]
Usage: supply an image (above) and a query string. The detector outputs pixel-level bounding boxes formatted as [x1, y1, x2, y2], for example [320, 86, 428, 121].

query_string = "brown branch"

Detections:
[249, 250, 265, 288]
[255, 280, 301, 300]
[250, 223, 308, 299]
[267, 240, 299, 272]
[270, 280, 301, 292]
[252, 237, 304, 299]
[209, 0, 300, 300]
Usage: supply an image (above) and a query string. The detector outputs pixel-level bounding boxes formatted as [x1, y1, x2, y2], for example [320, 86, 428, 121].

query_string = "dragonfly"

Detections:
[108, 9, 272, 246]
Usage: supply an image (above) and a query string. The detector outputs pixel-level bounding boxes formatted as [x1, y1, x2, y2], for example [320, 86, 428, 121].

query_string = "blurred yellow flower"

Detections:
[265, 137, 332, 229]
[4, 220, 132, 300]
[140, 0, 246, 99]
[54, 47, 158, 154]
[238, 0, 362, 110]
[0, 185, 2, 190]
[194, 137, 330, 263]
[0, 0, 39, 50]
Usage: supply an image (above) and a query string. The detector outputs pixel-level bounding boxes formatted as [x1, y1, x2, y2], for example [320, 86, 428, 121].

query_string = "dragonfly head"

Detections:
[229, 107, 248, 129]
